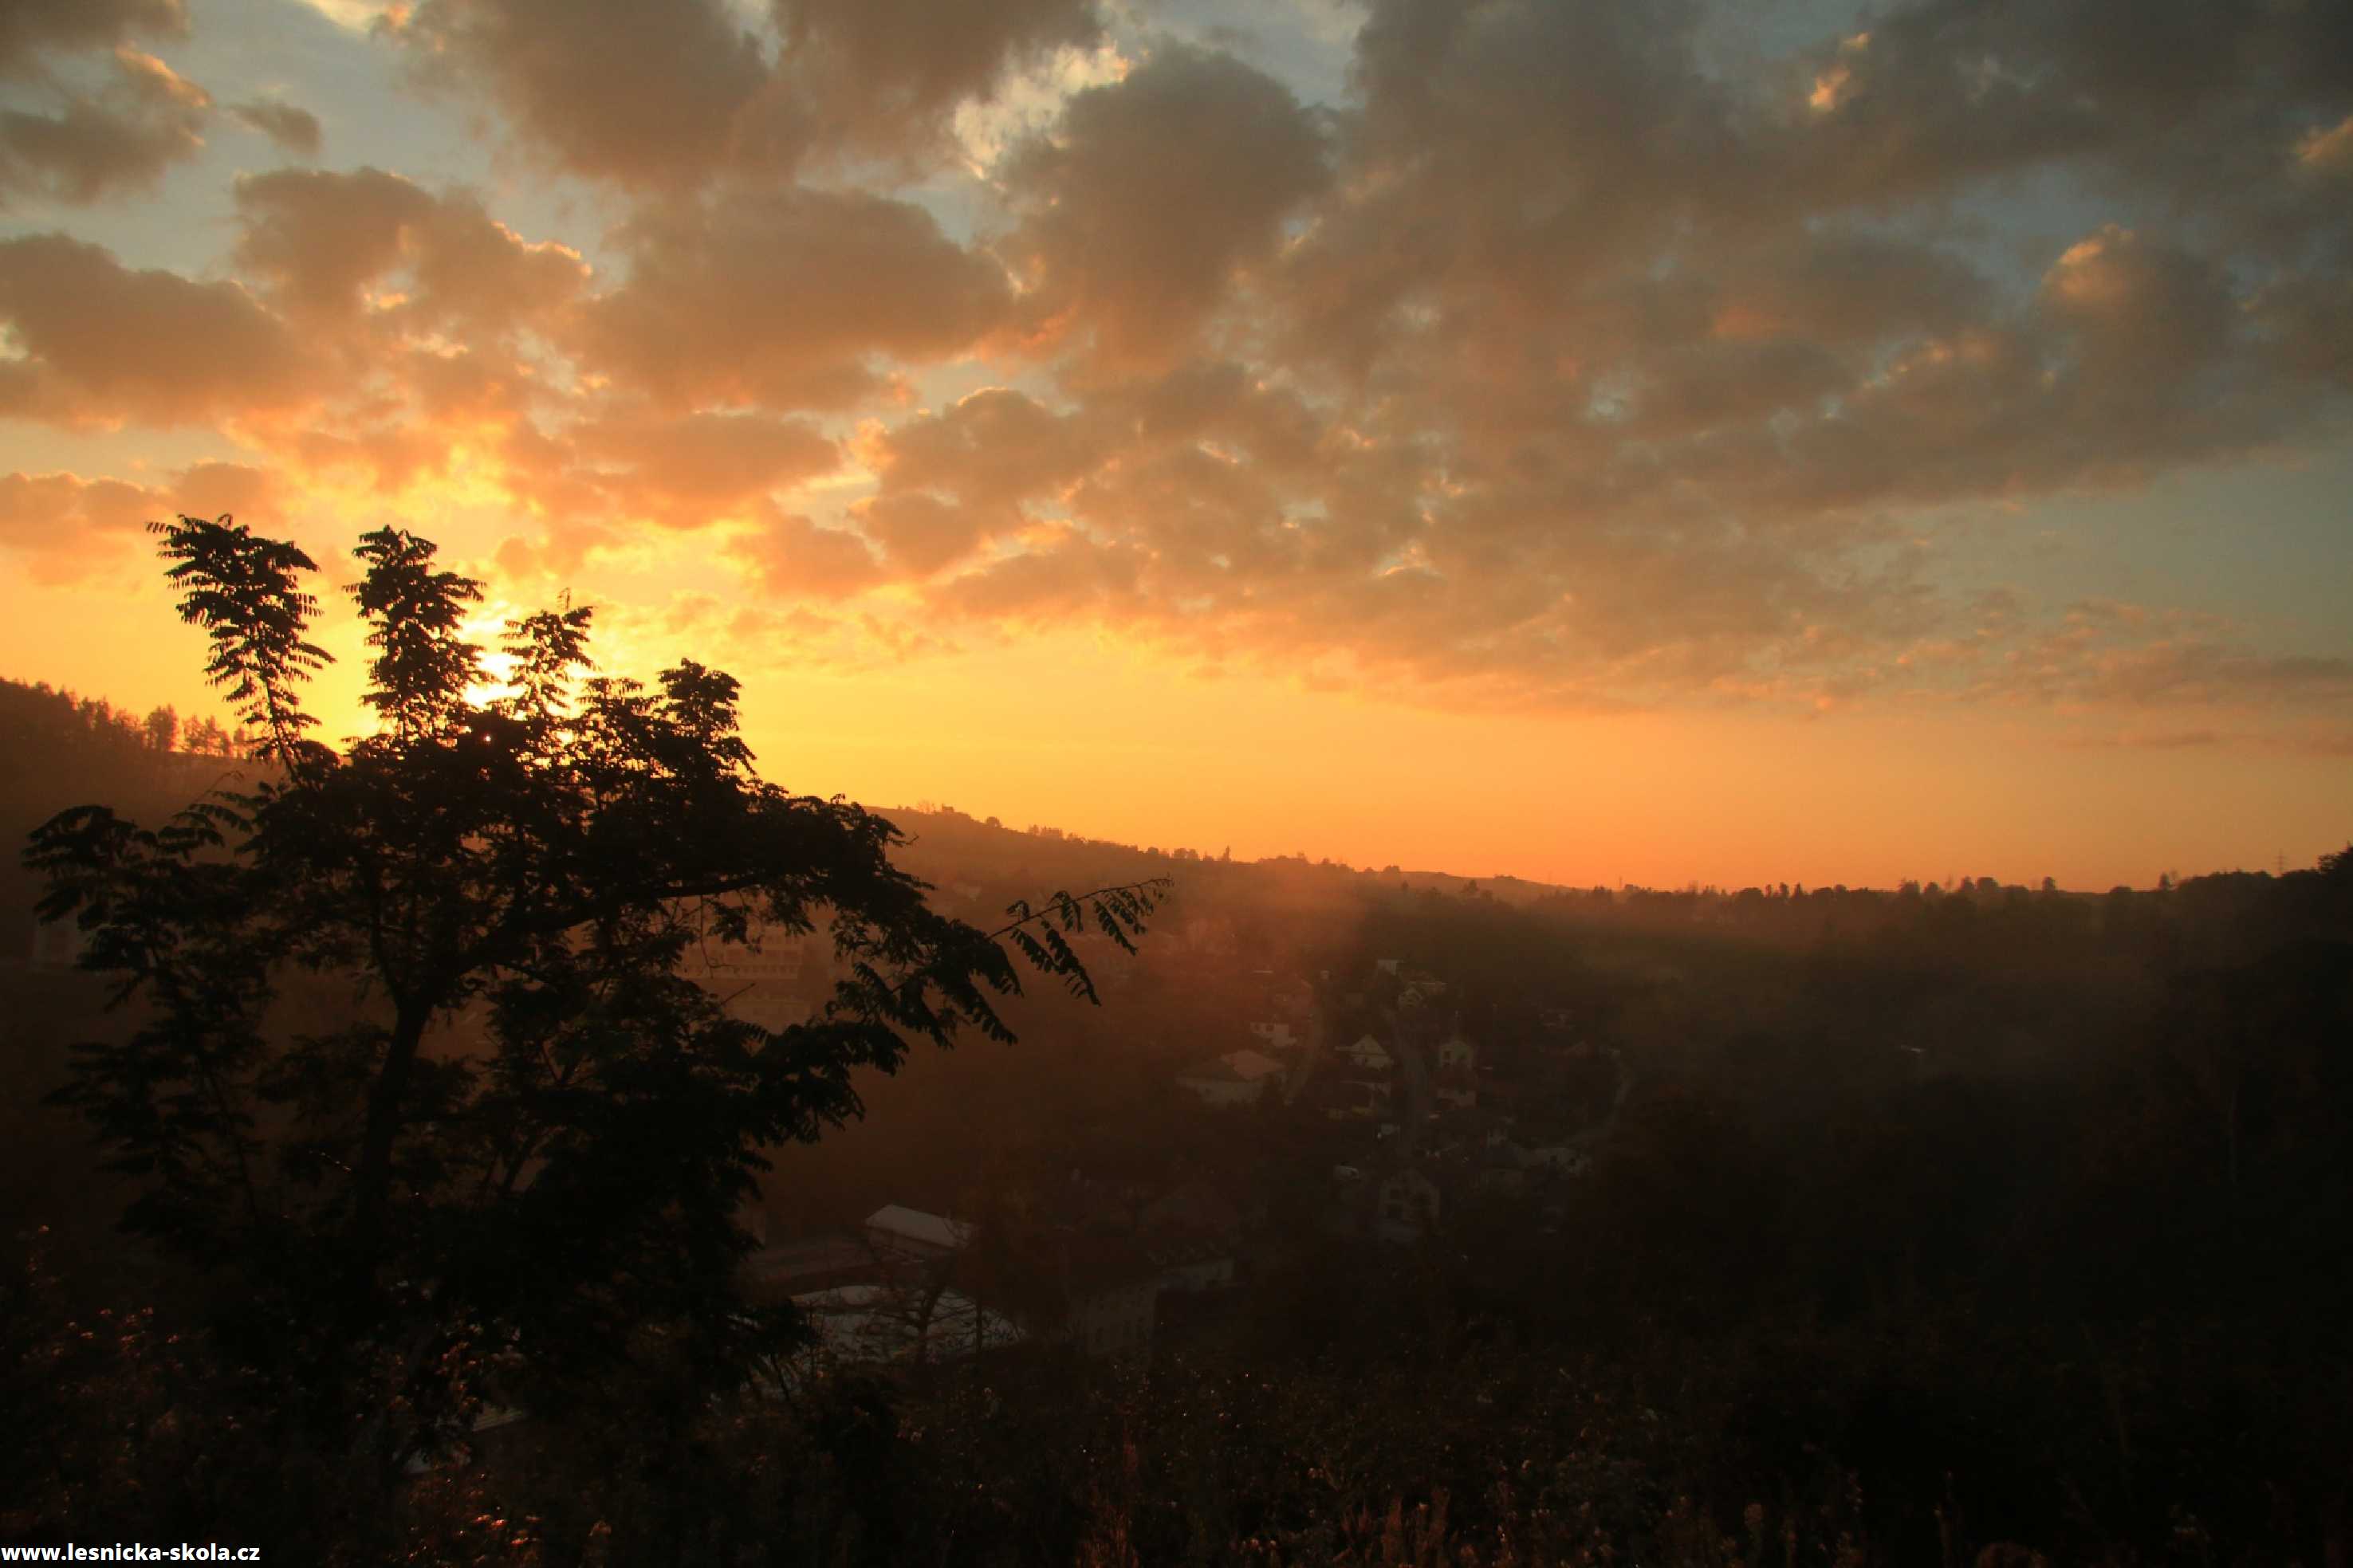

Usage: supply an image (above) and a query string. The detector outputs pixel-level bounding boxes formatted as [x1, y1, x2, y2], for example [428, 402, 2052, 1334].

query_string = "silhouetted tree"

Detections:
[23, 514, 1163, 1474]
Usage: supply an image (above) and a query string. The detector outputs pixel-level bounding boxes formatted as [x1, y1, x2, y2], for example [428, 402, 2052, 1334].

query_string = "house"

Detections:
[1178, 1047, 1286, 1106]
[1335, 1033, 1394, 1073]
[1431, 1066, 1478, 1111]
[676, 928, 819, 1030]
[1374, 958, 1403, 977]
[1374, 1166, 1441, 1244]
[864, 1204, 974, 1262]
[1247, 1020, 1298, 1051]
[1177, 1059, 1260, 1106]
[1435, 1032, 1478, 1072]
[1222, 1046, 1287, 1083]
[741, 1234, 878, 1303]
[792, 1283, 1022, 1366]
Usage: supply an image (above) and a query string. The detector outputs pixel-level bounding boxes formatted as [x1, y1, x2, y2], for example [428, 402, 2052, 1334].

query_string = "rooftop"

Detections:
[865, 1204, 974, 1252]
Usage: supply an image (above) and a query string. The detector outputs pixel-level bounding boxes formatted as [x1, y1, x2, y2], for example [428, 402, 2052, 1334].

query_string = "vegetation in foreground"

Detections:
[2, 525, 2348, 1565]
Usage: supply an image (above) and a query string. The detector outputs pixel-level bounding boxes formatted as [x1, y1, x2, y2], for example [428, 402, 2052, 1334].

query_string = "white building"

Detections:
[864, 1204, 974, 1261]
[1436, 1032, 1478, 1072]
[1177, 1047, 1287, 1106]
[1336, 1033, 1394, 1073]
[677, 927, 820, 1030]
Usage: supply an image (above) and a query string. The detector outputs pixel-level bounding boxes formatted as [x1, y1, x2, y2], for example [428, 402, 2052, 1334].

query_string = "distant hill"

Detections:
[1, 676, 247, 958]
[868, 804, 1577, 907]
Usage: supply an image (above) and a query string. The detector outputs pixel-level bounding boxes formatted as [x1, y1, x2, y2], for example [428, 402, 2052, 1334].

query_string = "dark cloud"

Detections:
[775, 0, 1100, 163]
[232, 166, 587, 339]
[0, 48, 210, 206]
[862, 387, 1098, 510]
[576, 189, 1011, 411]
[0, 0, 184, 77]
[229, 98, 321, 159]
[389, 0, 781, 190]
[390, 0, 1104, 188]
[851, 491, 1005, 578]
[0, 234, 317, 426]
[997, 45, 1330, 374]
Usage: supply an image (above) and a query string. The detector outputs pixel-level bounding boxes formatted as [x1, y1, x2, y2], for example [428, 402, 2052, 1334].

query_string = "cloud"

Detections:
[229, 98, 322, 158]
[0, 234, 318, 427]
[0, 48, 211, 206]
[575, 188, 1010, 411]
[566, 407, 842, 528]
[388, 0, 781, 190]
[10, 0, 2351, 735]
[776, 0, 1101, 165]
[850, 492, 1001, 578]
[2038, 226, 2234, 387]
[0, 459, 275, 584]
[232, 166, 587, 340]
[861, 387, 1097, 509]
[0, 470, 158, 583]
[171, 459, 282, 522]
[926, 523, 1140, 623]
[388, 0, 1106, 188]
[0, 0, 185, 77]
[726, 504, 885, 599]
[997, 44, 1329, 374]
[2300, 114, 2353, 178]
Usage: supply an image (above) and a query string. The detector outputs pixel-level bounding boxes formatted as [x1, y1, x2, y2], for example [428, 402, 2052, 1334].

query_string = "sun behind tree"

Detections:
[24, 513, 1163, 1476]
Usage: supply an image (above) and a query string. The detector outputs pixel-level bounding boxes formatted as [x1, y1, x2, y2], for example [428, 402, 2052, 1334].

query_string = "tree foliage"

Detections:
[22, 514, 1164, 1464]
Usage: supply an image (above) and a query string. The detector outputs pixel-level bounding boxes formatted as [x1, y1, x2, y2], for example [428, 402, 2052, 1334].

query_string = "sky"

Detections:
[0, 0, 2347, 891]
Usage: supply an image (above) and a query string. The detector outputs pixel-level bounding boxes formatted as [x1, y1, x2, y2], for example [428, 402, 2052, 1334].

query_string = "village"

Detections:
[712, 902, 1635, 1380]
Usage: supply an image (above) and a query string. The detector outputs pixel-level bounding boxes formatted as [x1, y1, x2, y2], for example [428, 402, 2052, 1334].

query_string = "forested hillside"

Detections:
[6, 675, 2350, 1564]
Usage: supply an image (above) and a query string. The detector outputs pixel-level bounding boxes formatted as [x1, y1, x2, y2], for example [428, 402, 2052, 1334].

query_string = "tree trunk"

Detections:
[350, 996, 431, 1295]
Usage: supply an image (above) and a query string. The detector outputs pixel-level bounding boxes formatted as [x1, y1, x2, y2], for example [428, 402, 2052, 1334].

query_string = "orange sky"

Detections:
[1, 0, 2347, 891]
